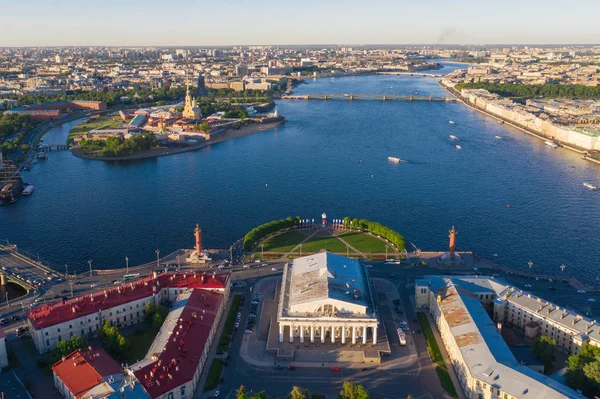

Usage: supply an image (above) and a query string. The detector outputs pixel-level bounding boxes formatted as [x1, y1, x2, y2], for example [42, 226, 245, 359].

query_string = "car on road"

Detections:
[577, 289, 586, 294]
[213, 390, 220, 397]
[90, 283, 98, 288]
[393, 299, 400, 305]
[275, 365, 285, 369]
[525, 284, 532, 288]
[0, 319, 7, 326]
[235, 322, 239, 328]
[330, 366, 340, 371]
[11, 316, 20, 322]
[399, 321, 409, 331]
[288, 365, 296, 370]
[245, 329, 253, 334]
[114, 280, 122, 285]
[16, 327, 27, 337]
[271, 267, 279, 271]
[61, 289, 69, 294]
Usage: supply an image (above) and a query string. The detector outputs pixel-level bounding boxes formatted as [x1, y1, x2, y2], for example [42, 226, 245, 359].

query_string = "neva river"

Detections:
[2, 65, 600, 281]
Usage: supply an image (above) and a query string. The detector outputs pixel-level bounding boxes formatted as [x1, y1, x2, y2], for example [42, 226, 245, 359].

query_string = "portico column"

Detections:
[300, 326, 304, 343]
[331, 326, 336, 343]
[310, 326, 315, 343]
[321, 326, 325, 343]
[279, 324, 284, 343]
[341, 327, 346, 344]
[352, 326, 357, 344]
[290, 325, 294, 343]
[373, 326, 378, 344]
[362, 326, 367, 344]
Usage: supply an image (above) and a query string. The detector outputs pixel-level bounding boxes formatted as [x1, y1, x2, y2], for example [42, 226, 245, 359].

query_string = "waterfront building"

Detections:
[415, 276, 590, 399]
[26, 272, 229, 354]
[277, 252, 379, 345]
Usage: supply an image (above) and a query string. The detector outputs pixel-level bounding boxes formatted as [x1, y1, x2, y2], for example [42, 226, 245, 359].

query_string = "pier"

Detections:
[280, 94, 456, 102]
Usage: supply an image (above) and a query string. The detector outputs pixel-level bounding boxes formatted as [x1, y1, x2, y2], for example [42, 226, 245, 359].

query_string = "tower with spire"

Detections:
[182, 71, 201, 120]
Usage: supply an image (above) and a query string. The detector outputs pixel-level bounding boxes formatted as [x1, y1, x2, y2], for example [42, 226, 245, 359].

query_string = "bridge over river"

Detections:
[280, 94, 456, 102]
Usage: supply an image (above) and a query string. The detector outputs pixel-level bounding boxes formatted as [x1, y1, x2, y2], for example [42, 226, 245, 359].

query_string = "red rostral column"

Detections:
[449, 226, 457, 258]
[195, 224, 202, 255]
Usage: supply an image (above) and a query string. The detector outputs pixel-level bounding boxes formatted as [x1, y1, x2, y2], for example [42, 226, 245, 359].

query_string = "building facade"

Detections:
[416, 276, 587, 399]
[277, 252, 379, 345]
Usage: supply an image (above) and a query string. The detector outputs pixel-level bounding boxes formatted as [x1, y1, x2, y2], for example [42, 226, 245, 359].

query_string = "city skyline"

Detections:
[3, 0, 600, 47]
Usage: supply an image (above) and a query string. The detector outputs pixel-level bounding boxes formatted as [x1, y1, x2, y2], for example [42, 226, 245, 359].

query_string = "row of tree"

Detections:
[97, 132, 158, 157]
[98, 320, 129, 361]
[236, 381, 380, 399]
[243, 216, 302, 251]
[342, 217, 405, 252]
[0, 113, 37, 142]
[455, 82, 600, 99]
[8, 87, 188, 108]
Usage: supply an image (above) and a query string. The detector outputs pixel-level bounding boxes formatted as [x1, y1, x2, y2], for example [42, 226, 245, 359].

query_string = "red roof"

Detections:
[52, 347, 122, 399]
[27, 272, 229, 330]
[133, 289, 224, 398]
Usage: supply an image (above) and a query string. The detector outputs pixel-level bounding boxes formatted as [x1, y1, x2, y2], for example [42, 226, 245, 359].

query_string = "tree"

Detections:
[236, 386, 248, 399]
[199, 122, 211, 132]
[566, 343, 600, 397]
[289, 386, 310, 399]
[339, 381, 370, 399]
[55, 336, 88, 357]
[532, 336, 556, 372]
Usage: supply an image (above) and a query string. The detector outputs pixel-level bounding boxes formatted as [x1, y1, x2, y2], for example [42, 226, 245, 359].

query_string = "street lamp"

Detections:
[5, 292, 9, 308]
[125, 256, 129, 274]
[261, 243, 264, 260]
[385, 244, 389, 259]
[346, 245, 349, 258]
[88, 260, 93, 277]
[299, 244, 303, 257]
[177, 255, 181, 272]
[155, 249, 160, 268]
[65, 264, 69, 278]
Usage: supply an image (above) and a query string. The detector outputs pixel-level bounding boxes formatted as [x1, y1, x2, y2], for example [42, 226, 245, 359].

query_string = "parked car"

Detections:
[0, 319, 8, 326]
[213, 390, 220, 397]
[288, 365, 296, 370]
[330, 366, 340, 371]
[245, 330, 253, 334]
[90, 283, 98, 288]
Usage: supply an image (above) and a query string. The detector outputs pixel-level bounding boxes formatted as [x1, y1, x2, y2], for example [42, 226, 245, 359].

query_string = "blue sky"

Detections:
[2, 0, 599, 46]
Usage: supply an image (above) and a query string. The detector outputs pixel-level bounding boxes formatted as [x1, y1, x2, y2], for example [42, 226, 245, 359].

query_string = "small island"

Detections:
[69, 85, 283, 161]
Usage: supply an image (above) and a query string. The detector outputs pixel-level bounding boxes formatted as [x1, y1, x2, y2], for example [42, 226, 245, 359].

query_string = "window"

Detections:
[57, 328, 61, 332]
[180, 386, 186, 396]
[58, 335, 62, 342]
[420, 288, 427, 294]
[45, 332, 48, 336]
[70, 332, 73, 337]
[168, 393, 174, 399]
[46, 339, 50, 346]
[69, 324, 72, 329]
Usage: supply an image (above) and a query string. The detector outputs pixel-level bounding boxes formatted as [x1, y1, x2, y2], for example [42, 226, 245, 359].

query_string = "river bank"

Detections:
[438, 81, 600, 166]
[71, 120, 285, 162]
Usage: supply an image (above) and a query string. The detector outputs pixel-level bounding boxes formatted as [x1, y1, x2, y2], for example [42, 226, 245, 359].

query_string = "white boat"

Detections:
[22, 184, 34, 196]
[449, 120, 455, 125]
[449, 135, 458, 140]
[544, 140, 559, 148]
[455, 145, 462, 150]
[495, 136, 502, 140]
[388, 156, 407, 163]
[497, 120, 504, 124]
[583, 182, 597, 190]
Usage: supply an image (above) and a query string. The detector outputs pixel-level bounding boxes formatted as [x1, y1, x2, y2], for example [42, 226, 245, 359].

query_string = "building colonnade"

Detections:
[278, 323, 378, 345]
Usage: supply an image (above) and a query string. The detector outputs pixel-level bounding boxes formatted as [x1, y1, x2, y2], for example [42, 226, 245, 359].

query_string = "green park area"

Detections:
[300, 232, 355, 254]
[68, 116, 123, 139]
[259, 230, 309, 253]
[204, 358, 224, 392]
[340, 231, 389, 254]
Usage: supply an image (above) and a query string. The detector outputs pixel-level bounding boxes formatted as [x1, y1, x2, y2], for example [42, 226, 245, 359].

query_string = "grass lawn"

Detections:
[418, 312, 458, 398]
[203, 359, 224, 392]
[123, 324, 161, 365]
[300, 234, 355, 254]
[69, 116, 123, 138]
[340, 231, 388, 254]
[260, 230, 308, 253]
[217, 295, 242, 354]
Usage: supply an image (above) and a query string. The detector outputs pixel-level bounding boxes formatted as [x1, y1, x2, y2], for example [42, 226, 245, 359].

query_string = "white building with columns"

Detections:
[277, 252, 378, 345]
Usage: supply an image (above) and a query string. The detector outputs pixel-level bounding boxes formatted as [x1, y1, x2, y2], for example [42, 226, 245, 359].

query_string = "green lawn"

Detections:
[69, 116, 123, 138]
[217, 295, 242, 354]
[123, 324, 161, 365]
[300, 234, 356, 254]
[260, 230, 308, 253]
[340, 231, 388, 254]
[417, 312, 458, 398]
[203, 359, 224, 392]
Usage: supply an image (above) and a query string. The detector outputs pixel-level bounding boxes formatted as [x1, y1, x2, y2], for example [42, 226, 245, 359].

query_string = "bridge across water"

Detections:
[280, 94, 456, 102]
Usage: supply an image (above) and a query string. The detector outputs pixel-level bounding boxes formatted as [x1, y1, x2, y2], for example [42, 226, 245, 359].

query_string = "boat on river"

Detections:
[449, 135, 458, 140]
[544, 140, 559, 148]
[449, 120, 455, 125]
[22, 184, 34, 196]
[388, 157, 407, 163]
[583, 182, 597, 190]
[495, 136, 502, 140]
[455, 145, 462, 150]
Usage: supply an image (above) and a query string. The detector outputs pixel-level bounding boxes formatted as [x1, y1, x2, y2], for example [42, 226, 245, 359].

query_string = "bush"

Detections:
[243, 216, 301, 251]
[342, 217, 405, 252]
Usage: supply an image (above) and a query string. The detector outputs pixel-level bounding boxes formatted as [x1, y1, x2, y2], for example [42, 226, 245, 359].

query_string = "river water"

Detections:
[1, 64, 599, 282]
